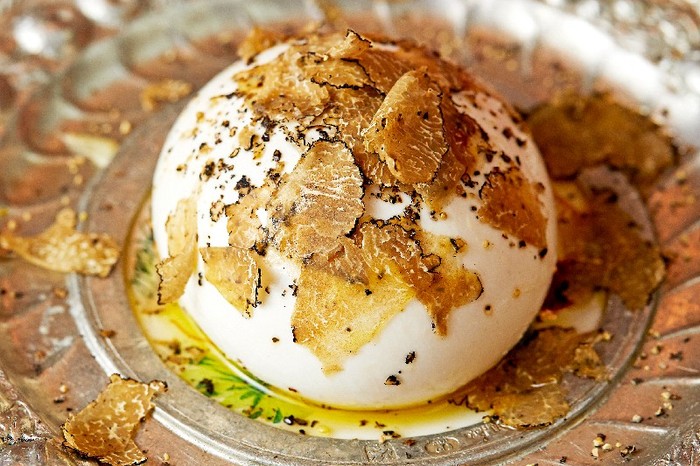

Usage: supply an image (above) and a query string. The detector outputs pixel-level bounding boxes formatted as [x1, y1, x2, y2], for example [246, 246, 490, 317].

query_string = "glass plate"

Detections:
[0, 0, 699, 464]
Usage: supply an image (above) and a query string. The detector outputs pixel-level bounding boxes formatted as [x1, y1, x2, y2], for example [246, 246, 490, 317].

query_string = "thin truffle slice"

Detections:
[360, 222, 482, 333]
[235, 48, 330, 123]
[301, 48, 372, 89]
[292, 260, 414, 373]
[454, 328, 606, 427]
[327, 30, 372, 60]
[268, 140, 364, 259]
[551, 182, 665, 310]
[200, 246, 262, 317]
[318, 86, 396, 185]
[325, 31, 411, 94]
[527, 93, 676, 195]
[62, 374, 166, 466]
[478, 167, 548, 250]
[415, 93, 492, 211]
[415, 149, 466, 212]
[156, 197, 197, 304]
[0, 208, 119, 277]
[226, 183, 274, 249]
[352, 49, 413, 95]
[364, 69, 447, 184]
[309, 236, 369, 285]
[359, 221, 433, 290]
[414, 233, 483, 334]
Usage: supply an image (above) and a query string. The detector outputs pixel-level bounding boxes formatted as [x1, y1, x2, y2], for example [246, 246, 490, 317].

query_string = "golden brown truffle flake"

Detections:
[453, 328, 606, 427]
[292, 259, 415, 374]
[0, 208, 119, 278]
[62, 374, 166, 466]
[289, 211, 483, 367]
[354, 48, 413, 95]
[200, 246, 263, 317]
[267, 141, 364, 259]
[478, 167, 548, 250]
[414, 233, 482, 335]
[156, 197, 197, 304]
[364, 222, 482, 333]
[415, 96, 486, 211]
[318, 86, 397, 185]
[440, 95, 485, 173]
[324, 31, 411, 94]
[527, 93, 676, 196]
[364, 69, 447, 184]
[491, 384, 569, 429]
[301, 49, 372, 89]
[399, 47, 490, 95]
[165, 197, 197, 257]
[548, 181, 665, 310]
[235, 49, 329, 122]
[327, 29, 372, 59]
[156, 255, 192, 306]
[359, 222, 432, 286]
[309, 236, 369, 285]
[415, 148, 467, 213]
[226, 183, 274, 249]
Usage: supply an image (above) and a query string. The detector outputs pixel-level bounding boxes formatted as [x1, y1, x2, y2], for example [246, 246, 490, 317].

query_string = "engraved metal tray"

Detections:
[1, 0, 699, 464]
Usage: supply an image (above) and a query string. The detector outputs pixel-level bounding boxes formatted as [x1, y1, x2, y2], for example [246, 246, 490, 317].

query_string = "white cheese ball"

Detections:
[152, 41, 557, 409]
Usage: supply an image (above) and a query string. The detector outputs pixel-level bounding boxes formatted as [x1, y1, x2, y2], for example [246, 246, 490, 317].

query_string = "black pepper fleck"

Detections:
[385, 375, 401, 386]
[197, 378, 215, 395]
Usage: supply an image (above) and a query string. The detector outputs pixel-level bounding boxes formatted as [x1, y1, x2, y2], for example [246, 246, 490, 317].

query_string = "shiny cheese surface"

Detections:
[152, 43, 558, 409]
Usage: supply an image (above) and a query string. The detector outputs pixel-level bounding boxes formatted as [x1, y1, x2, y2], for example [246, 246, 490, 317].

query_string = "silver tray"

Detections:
[1, 0, 699, 464]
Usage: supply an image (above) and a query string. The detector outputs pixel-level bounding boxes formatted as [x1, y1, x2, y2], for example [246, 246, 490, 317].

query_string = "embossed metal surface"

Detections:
[0, 1, 699, 465]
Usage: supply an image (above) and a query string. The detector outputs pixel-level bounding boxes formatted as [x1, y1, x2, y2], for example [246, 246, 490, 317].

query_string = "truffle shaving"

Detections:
[235, 49, 329, 123]
[414, 233, 483, 334]
[548, 182, 665, 310]
[453, 328, 607, 427]
[292, 261, 414, 374]
[200, 246, 262, 317]
[309, 236, 369, 285]
[302, 50, 372, 89]
[0, 208, 119, 277]
[323, 31, 413, 94]
[268, 141, 364, 259]
[478, 167, 548, 250]
[62, 374, 166, 466]
[415, 96, 484, 211]
[318, 87, 395, 185]
[351, 49, 412, 95]
[156, 197, 197, 304]
[226, 183, 274, 249]
[327, 30, 372, 59]
[364, 69, 447, 184]
[359, 221, 433, 290]
[527, 93, 676, 196]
